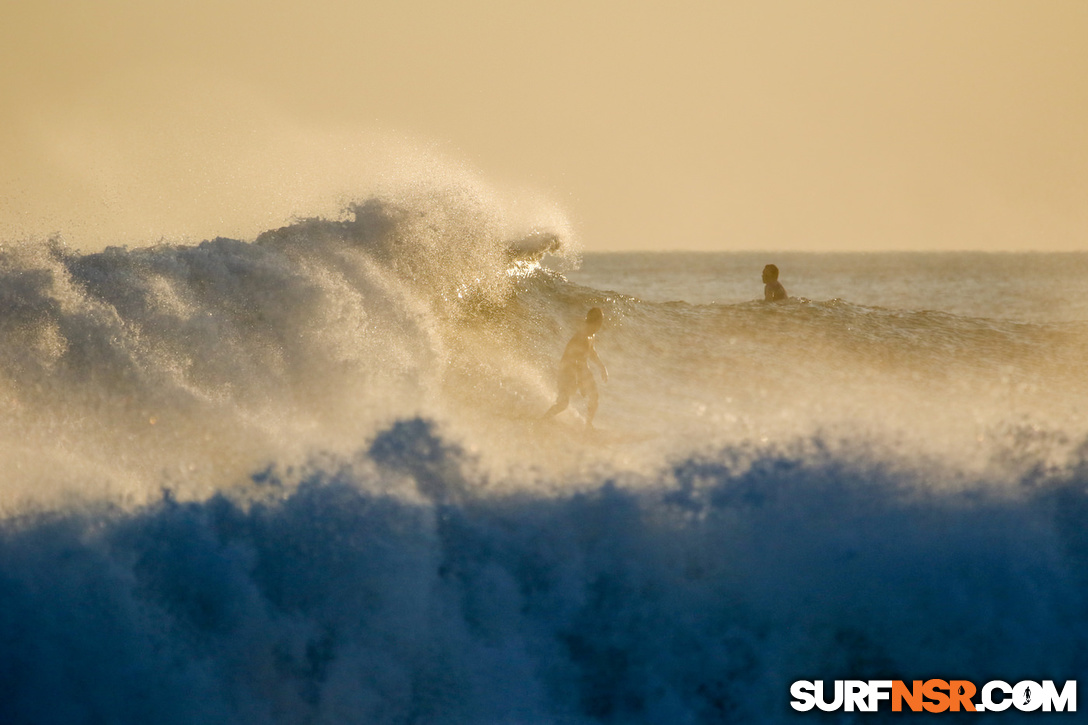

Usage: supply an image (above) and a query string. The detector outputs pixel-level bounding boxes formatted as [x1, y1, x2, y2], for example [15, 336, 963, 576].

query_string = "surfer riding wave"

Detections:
[543, 307, 608, 429]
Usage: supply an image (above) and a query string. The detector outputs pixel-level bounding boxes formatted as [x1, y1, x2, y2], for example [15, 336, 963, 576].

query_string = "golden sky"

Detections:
[1, 0, 1085, 251]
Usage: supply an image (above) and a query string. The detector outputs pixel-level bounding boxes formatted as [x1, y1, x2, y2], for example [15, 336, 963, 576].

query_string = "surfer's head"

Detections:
[585, 307, 604, 332]
[762, 264, 779, 284]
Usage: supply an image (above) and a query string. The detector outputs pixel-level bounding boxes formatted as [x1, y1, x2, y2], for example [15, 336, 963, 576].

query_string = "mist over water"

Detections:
[1, 175, 1086, 722]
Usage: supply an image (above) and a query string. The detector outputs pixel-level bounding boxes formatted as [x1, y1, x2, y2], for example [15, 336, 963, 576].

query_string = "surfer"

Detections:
[543, 307, 608, 429]
[763, 264, 788, 302]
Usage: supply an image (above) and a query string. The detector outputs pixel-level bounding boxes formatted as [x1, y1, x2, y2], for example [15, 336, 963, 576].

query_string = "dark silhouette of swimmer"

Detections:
[763, 264, 788, 302]
[543, 307, 608, 429]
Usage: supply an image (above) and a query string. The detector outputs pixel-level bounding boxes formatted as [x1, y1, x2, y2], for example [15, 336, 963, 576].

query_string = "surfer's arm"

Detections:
[589, 343, 608, 382]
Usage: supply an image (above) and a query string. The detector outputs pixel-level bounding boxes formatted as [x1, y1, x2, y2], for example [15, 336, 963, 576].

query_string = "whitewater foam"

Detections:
[2, 181, 1087, 722]
[0, 418, 1085, 723]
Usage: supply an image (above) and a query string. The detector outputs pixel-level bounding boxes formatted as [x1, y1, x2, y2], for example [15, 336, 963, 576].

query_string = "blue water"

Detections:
[1, 187, 1086, 722]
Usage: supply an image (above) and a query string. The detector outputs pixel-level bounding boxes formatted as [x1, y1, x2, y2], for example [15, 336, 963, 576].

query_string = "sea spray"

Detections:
[0, 184, 581, 509]
[2, 182, 1088, 721]
[0, 418, 1085, 723]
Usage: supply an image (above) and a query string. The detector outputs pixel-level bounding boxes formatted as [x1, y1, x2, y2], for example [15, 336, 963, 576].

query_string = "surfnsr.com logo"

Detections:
[790, 680, 1077, 713]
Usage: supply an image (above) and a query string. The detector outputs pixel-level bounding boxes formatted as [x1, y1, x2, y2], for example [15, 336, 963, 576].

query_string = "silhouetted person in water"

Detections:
[763, 264, 788, 302]
[544, 307, 608, 429]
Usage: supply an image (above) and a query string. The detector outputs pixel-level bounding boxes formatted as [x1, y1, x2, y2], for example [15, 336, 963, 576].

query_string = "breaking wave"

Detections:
[1, 179, 1087, 722]
[0, 419, 1085, 724]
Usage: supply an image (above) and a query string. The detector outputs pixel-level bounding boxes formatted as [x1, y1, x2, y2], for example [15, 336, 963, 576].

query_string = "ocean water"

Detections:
[1, 184, 1086, 723]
